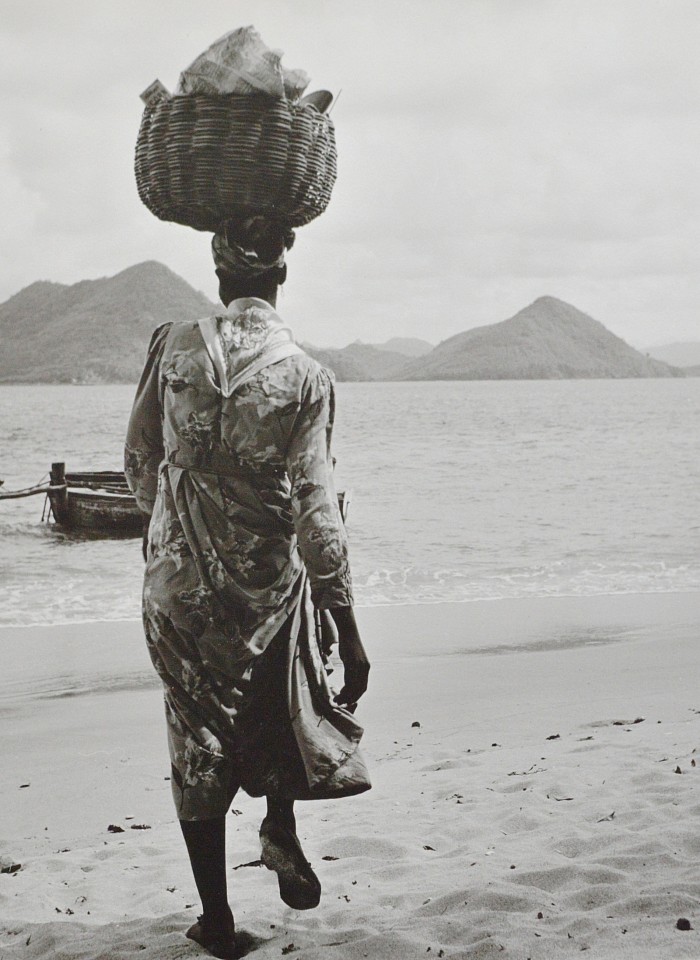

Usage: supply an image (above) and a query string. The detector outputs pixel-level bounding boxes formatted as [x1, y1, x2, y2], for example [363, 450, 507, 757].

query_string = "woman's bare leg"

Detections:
[180, 817, 237, 956]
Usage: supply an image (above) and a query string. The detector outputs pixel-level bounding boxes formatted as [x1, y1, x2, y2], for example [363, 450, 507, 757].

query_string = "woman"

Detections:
[125, 218, 370, 959]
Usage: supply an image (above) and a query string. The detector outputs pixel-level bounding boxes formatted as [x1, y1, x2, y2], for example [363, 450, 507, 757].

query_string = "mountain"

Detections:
[369, 337, 434, 357]
[304, 341, 408, 381]
[0, 262, 217, 383]
[395, 297, 684, 381]
[303, 337, 432, 381]
[645, 341, 700, 368]
[0, 276, 685, 383]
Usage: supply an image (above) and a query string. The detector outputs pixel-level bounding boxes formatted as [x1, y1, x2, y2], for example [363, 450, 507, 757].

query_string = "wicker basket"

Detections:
[134, 94, 338, 232]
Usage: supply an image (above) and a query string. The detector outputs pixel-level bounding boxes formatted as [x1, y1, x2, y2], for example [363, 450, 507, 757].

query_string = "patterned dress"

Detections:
[125, 298, 369, 820]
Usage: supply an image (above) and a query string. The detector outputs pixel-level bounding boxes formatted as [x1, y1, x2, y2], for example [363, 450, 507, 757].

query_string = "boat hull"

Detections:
[61, 489, 142, 534]
[48, 471, 142, 536]
[47, 470, 347, 538]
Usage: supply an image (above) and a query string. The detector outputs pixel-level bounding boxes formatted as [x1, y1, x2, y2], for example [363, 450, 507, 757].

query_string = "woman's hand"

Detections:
[328, 606, 370, 710]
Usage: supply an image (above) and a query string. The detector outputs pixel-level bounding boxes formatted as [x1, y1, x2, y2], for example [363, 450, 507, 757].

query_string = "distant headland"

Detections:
[0, 262, 690, 383]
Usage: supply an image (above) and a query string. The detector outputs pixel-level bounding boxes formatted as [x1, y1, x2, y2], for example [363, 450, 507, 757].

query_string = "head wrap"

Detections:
[212, 218, 295, 280]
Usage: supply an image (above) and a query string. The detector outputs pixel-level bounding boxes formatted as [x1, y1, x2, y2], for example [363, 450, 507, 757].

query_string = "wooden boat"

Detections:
[46, 464, 142, 535]
[1, 461, 349, 538]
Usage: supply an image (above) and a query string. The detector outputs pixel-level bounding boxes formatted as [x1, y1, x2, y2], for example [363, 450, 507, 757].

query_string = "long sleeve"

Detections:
[285, 366, 353, 609]
[124, 323, 172, 515]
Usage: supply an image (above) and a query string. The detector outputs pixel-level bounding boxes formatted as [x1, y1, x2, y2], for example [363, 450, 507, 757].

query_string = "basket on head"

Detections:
[134, 93, 338, 232]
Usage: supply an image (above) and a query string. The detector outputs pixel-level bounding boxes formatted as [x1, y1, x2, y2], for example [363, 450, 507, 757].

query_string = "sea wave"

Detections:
[352, 560, 700, 606]
[1, 560, 698, 627]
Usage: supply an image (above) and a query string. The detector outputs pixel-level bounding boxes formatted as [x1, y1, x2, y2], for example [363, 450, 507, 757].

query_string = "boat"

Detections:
[46, 465, 142, 536]
[0, 462, 349, 538]
[0, 463, 140, 536]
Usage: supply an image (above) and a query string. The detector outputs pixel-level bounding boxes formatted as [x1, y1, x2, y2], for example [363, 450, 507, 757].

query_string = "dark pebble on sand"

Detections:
[676, 918, 693, 931]
[412, 721, 421, 728]
[107, 824, 124, 833]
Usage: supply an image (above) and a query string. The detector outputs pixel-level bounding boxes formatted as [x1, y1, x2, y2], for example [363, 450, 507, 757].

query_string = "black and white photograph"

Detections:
[1, 2, 699, 958]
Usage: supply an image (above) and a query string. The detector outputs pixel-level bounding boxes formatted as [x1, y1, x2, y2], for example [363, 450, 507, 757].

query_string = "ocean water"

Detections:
[0, 379, 698, 627]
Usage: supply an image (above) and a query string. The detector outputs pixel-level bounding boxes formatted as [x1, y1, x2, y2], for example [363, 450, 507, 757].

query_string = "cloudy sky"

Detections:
[1, 0, 698, 347]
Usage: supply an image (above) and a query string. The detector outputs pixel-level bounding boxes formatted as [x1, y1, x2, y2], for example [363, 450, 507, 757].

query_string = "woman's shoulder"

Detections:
[146, 318, 200, 351]
[272, 350, 335, 394]
[235, 352, 335, 421]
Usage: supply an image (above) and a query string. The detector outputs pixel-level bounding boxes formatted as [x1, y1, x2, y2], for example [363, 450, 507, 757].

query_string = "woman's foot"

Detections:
[186, 905, 238, 959]
[259, 816, 321, 910]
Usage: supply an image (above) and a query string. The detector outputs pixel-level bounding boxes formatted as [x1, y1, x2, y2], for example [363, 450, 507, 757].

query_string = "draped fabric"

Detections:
[125, 299, 369, 819]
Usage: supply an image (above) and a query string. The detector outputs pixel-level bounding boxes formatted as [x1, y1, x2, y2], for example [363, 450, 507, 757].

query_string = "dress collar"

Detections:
[197, 299, 301, 397]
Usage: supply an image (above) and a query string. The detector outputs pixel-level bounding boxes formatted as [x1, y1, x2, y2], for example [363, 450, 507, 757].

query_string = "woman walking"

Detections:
[125, 218, 370, 959]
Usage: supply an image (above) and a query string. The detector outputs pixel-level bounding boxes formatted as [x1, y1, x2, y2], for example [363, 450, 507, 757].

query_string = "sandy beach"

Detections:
[2, 593, 700, 959]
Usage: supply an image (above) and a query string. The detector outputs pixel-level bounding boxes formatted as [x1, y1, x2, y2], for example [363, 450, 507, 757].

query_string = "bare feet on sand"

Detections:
[185, 905, 238, 959]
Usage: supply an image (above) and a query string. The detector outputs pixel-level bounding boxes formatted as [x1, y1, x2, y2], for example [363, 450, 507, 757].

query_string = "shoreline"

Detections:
[2, 584, 700, 631]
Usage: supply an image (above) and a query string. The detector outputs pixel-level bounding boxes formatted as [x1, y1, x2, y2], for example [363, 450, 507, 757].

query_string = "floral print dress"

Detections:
[125, 298, 369, 820]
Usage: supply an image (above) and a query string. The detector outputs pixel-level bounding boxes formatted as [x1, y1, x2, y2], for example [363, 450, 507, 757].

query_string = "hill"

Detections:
[369, 337, 433, 357]
[0, 276, 686, 383]
[0, 262, 217, 383]
[396, 297, 684, 381]
[304, 341, 409, 381]
[645, 341, 700, 368]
